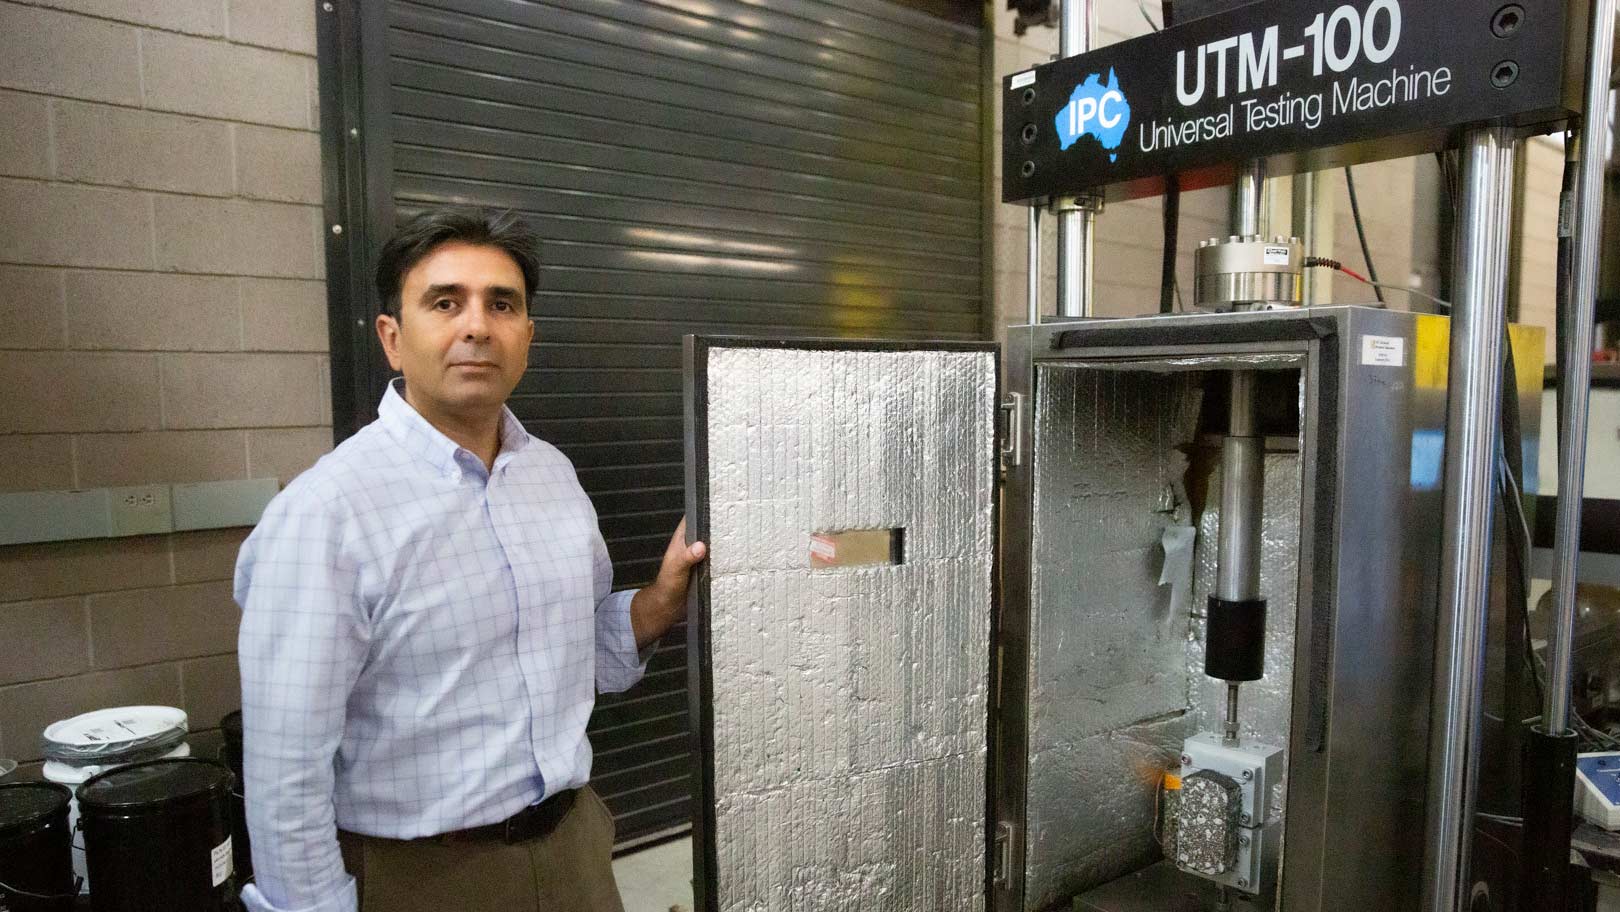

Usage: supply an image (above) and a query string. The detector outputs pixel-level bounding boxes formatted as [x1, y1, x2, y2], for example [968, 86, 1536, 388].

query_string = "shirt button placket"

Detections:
[487, 473, 553, 786]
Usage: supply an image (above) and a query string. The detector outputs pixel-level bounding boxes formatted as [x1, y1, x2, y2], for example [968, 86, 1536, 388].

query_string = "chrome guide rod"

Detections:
[1422, 126, 1517, 912]
[1235, 160, 1268, 237]
[1548, 0, 1618, 735]
[1216, 374, 1263, 598]
[1056, 0, 1094, 318]
[1028, 203, 1042, 325]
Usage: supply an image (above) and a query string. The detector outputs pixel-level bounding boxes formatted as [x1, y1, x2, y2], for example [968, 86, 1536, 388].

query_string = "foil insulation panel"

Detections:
[1024, 366, 1204, 909]
[701, 346, 996, 912]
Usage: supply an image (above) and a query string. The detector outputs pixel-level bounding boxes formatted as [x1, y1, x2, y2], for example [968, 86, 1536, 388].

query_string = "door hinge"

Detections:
[994, 820, 1014, 885]
[999, 392, 1025, 472]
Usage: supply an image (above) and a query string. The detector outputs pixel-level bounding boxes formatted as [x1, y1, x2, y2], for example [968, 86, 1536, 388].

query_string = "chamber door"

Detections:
[684, 337, 1000, 912]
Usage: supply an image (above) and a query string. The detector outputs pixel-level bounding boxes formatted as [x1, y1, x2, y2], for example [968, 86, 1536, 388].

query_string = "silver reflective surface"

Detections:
[1024, 366, 1204, 908]
[704, 346, 996, 912]
[1006, 308, 1478, 912]
[1024, 355, 1304, 910]
[1424, 128, 1516, 912]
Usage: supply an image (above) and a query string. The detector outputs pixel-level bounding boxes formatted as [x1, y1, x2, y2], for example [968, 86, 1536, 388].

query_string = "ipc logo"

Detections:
[1055, 69, 1130, 162]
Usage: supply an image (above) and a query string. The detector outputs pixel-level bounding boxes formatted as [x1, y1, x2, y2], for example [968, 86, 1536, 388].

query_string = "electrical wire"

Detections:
[1302, 257, 1453, 310]
[1502, 427, 1620, 753]
[1138, 0, 1162, 31]
[1343, 167, 1386, 304]
[0, 874, 82, 901]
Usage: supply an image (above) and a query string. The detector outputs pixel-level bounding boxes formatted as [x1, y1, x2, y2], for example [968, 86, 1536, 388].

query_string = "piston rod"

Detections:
[1217, 377, 1264, 601]
[1421, 126, 1516, 912]
[1547, 0, 1617, 738]
[1521, 7, 1615, 907]
[1214, 373, 1266, 743]
[1028, 203, 1041, 325]
[1235, 161, 1267, 237]
[1055, 0, 1095, 318]
[1206, 164, 1272, 743]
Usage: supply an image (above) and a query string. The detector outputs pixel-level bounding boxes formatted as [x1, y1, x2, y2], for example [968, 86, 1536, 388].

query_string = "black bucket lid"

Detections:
[0, 782, 71, 837]
[78, 758, 232, 812]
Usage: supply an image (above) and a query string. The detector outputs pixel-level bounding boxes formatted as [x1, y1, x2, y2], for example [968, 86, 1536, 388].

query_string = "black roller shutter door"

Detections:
[368, 0, 983, 846]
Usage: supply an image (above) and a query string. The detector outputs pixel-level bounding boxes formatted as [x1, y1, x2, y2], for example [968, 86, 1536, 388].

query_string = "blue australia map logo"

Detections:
[1055, 69, 1130, 162]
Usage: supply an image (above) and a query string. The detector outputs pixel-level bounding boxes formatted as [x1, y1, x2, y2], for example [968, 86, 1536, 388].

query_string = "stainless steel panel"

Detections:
[697, 343, 996, 912]
[998, 308, 1483, 912]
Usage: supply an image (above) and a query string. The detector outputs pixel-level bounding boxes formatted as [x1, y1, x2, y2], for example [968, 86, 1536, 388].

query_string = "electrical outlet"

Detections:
[121, 490, 158, 508]
[108, 485, 173, 536]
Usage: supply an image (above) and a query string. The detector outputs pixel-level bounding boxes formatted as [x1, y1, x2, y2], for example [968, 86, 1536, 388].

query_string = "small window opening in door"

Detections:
[808, 528, 905, 569]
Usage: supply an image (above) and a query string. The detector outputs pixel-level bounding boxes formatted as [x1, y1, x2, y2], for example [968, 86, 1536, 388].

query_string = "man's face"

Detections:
[376, 241, 535, 421]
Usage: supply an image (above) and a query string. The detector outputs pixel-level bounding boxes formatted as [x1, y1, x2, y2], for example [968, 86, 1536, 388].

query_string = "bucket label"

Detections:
[211, 836, 233, 887]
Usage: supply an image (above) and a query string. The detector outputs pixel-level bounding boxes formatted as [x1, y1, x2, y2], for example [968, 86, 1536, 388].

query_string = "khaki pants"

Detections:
[337, 787, 626, 912]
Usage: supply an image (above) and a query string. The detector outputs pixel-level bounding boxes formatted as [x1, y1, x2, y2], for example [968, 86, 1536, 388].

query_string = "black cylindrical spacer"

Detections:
[1519, 725, 1579, 912]
[1205, 596, 1267, 682]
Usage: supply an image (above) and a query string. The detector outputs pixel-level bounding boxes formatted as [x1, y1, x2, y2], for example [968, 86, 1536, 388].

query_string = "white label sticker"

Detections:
[211, 836, 233, 887]
[1263, 245, 1291, 266]
[1362, 335, 1406, 367]
[1010, 70, 1037, 90]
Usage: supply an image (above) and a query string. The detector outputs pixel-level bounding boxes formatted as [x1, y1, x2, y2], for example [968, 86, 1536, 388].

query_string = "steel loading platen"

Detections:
[1002, 0, 1589, 204]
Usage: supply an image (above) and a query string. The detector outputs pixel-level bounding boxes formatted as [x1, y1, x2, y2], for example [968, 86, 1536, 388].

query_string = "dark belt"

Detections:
[435, 788, 578, 846]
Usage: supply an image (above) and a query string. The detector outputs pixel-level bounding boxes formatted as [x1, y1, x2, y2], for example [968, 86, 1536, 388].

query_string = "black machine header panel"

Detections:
[1002, 0, 1585, 203]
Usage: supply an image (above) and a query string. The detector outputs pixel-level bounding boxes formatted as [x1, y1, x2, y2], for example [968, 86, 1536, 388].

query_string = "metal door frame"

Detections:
[315, 0, 398, 443]
[993, 309, 1349, 912]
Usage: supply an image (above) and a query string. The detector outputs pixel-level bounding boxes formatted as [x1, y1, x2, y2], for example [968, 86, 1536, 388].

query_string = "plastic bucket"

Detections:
[78, 758, 236, 912]
[43, 742, 190, 892]
[218, 711, 251, 881]
[0, 782, 76, 912]
[40, 705, 190, 895]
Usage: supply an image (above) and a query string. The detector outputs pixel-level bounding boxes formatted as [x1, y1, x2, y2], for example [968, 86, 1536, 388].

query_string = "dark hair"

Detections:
[374, 207, 540, 319]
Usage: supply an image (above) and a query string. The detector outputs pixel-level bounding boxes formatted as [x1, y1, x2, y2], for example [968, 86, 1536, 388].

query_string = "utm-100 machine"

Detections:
[680, 2, 1617, 911]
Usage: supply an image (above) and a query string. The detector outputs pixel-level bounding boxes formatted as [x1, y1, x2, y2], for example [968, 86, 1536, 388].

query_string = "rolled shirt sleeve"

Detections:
[591, 523, 653, 694]
[236, 480, 369, 912]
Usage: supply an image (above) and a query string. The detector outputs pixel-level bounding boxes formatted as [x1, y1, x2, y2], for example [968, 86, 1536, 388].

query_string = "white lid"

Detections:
[43, 743, 191, 785]
[41, 706, 188, 762]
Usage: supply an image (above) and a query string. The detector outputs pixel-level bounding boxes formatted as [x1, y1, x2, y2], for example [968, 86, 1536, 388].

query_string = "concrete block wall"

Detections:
[1518, 136, 1565, 363]
[0, 0, 328, 772]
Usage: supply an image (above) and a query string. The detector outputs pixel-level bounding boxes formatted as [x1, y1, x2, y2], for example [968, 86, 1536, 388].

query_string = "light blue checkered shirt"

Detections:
[235, 380, 646, 912]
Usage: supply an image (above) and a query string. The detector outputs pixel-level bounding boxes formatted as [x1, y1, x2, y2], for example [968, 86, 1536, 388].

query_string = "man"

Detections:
[235, 207, 704, 912]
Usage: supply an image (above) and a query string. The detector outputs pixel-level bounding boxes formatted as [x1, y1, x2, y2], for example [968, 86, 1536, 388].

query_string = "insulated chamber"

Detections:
[682, 307, 1544, 912]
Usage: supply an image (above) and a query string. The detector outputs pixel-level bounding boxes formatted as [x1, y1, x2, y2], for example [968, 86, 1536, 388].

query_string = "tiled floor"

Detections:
[613, 836, 694, 912]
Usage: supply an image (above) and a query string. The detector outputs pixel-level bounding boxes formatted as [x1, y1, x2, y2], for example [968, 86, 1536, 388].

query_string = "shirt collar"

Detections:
[378, 378, 530, 479]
